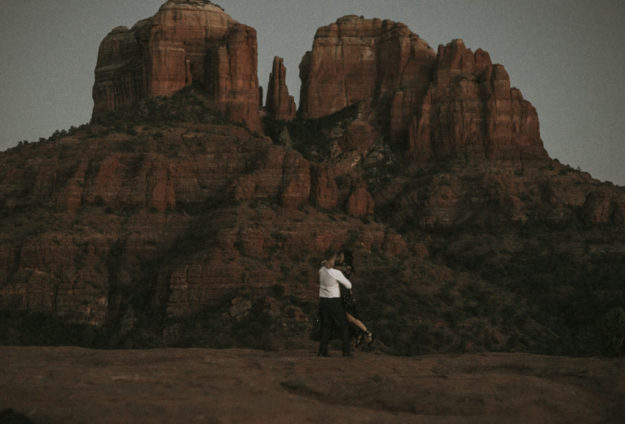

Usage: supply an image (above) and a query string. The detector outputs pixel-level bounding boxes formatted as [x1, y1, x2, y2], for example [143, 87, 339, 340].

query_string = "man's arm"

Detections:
[328, 268, 352, 289]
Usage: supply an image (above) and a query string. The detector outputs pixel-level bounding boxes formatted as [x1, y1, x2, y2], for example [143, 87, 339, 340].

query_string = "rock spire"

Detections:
[266, 56, 296, 121]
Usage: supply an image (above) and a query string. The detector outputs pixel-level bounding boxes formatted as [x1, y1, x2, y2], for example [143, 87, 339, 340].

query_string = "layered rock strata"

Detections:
[408, 40, 546, 162]
[0, 117, 381, 324]
[299, 17, 548, 162]
[92, 0, 261, 131]
[299, 15, 435, 136]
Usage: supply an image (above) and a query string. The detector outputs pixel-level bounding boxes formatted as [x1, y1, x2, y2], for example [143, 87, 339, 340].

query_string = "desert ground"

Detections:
[1, 346, 624, 423]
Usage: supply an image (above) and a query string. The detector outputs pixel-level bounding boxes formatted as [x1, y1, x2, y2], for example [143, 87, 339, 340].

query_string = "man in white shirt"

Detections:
[318, 250, 353, 357]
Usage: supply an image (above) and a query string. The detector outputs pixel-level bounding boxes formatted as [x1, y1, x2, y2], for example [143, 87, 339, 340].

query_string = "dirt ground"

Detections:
[1, 346, 624, 423]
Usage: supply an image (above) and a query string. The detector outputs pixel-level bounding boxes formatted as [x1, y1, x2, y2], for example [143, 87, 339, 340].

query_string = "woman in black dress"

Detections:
[335, 250, 373, 346]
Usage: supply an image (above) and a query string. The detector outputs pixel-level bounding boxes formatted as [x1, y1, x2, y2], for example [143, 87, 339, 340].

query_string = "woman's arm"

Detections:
[334, 264, 352, 275]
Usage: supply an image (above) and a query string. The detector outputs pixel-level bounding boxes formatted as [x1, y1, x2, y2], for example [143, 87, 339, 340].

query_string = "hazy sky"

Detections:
[1, 0, 624, 185]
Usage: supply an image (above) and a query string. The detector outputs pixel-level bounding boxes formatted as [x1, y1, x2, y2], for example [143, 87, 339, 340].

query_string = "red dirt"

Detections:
[1, 346, 623, 423]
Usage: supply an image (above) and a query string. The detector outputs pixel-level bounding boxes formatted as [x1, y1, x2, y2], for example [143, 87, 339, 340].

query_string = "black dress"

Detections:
[339, 284, 358, 316]
[337, 264, 365, 341]
[336, 264, 357, 314]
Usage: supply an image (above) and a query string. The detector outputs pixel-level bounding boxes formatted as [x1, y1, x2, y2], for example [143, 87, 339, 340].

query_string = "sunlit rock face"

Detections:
[92, 0, 261, 131]
[299, 16, 436, 140]
[300, 17, 548, 164]
[408, 39, 547, 163]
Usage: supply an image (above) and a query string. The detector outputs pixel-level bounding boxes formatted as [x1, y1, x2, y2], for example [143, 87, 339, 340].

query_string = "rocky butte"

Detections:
[298, 16, 546, 163]
[92, 0, 261, 132]
[1, 1, 624, 359]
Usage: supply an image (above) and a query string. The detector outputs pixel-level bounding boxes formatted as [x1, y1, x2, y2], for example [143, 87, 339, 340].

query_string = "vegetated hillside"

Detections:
[1, 87, 624, 357]
[267, 99, 625, 357]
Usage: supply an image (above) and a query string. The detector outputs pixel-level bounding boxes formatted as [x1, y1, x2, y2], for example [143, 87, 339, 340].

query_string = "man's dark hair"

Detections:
[324, 250, 336, 261]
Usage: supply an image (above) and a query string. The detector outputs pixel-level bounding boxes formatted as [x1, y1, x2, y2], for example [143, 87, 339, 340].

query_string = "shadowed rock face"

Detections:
[92, 0, 261, 132]
[0, 107, 384, 326]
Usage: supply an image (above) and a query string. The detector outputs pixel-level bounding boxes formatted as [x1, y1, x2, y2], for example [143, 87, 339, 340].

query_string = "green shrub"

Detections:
[0, 310, 105, 347]
[599, 307, 625, 355]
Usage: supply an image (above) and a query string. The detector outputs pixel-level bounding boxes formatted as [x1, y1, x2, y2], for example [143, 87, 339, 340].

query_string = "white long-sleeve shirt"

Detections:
[319, 266, 352, 298]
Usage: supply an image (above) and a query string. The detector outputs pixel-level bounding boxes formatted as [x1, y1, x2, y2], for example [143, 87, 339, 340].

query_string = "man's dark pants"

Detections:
[318, 297, 350, 356]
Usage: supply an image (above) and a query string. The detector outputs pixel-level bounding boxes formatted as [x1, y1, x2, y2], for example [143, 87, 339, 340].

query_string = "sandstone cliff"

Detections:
[299, 16, 435, 123]
[408, 40, 546, 162]
[299, 17, 548, 163]
[92, 0, 261, 132]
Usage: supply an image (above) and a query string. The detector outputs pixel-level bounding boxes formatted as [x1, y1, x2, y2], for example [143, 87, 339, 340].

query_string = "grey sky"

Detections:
[1, 0, 624, 185]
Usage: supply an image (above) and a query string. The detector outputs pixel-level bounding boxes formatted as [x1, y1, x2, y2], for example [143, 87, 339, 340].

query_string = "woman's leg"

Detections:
[345, 312, 367, 333]
[346, 312, 373, 345]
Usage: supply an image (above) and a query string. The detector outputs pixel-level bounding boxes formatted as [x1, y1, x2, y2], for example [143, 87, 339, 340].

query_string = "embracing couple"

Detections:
[317, 249, 373, 358]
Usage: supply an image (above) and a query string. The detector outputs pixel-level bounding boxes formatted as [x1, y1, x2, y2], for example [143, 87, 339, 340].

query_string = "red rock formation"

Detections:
[230, 144, 310, 208]
[310, 164, 339, 209]
[582, 190, 625, 225]
[0, 122, 280, 324]
[299, 18, 548, 163]
[382, 233, 408, 257]
[280, 151, 311, 208]
[299, 15, 436, 137]
[409, 40, 547, 163]
[3, 9, 625, 351]
[92, 0, 261, 131]
[336, 104, 378, 156]
[266, 57, 296, 121]
[346, 183, 374, 217]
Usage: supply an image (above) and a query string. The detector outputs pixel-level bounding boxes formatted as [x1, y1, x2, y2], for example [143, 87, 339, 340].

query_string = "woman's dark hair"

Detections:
[339, 249, 355, 273]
